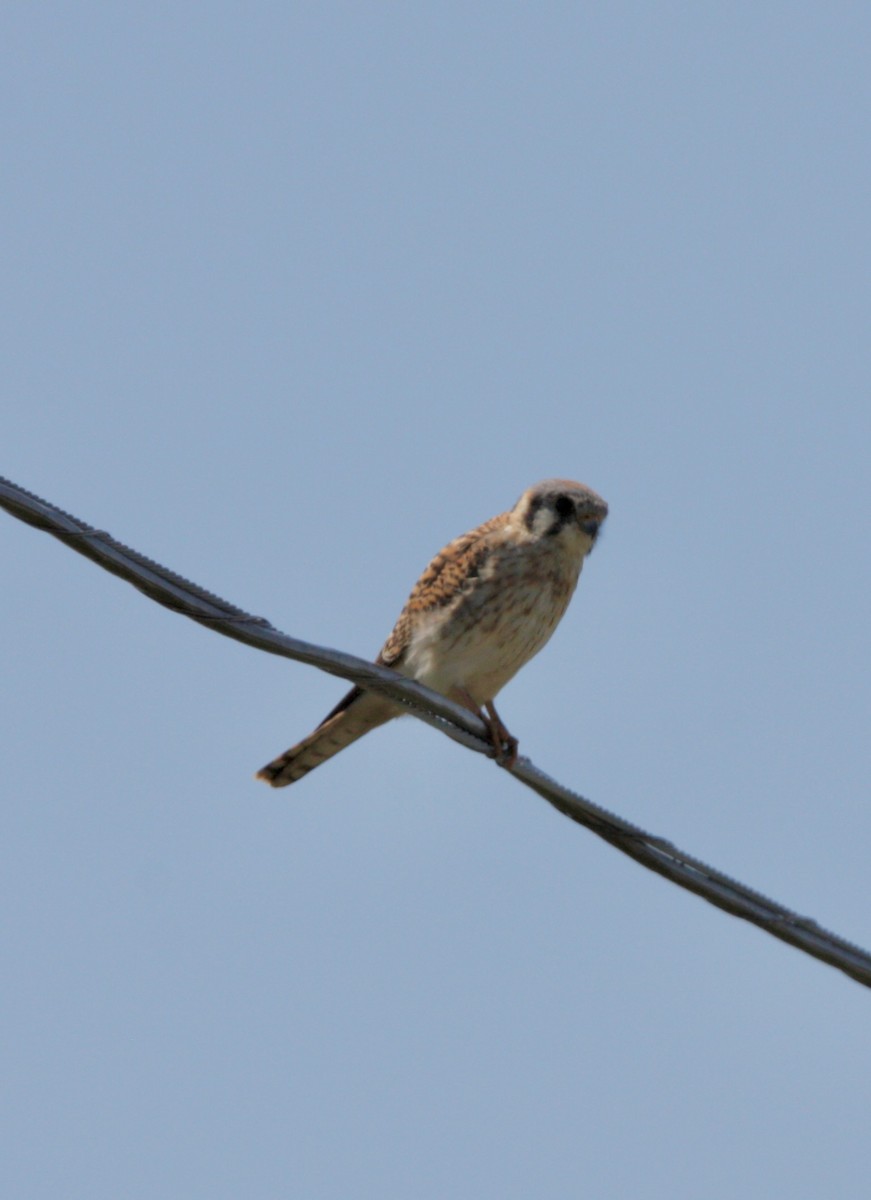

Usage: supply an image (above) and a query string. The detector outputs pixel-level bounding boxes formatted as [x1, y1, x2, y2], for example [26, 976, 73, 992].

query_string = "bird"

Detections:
[256, 479, 608, 787]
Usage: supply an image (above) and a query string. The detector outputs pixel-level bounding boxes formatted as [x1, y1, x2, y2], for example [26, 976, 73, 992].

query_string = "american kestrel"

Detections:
[257, 479, 607, 786]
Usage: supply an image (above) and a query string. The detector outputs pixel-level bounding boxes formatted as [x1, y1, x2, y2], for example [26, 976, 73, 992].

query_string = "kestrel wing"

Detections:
[377, 513, 505, 667]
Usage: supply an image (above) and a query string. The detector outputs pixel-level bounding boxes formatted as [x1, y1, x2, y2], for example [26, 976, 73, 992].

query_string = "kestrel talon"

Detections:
[257, 479, 608, 786]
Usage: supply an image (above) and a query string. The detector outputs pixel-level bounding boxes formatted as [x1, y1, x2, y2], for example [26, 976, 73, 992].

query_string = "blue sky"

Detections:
[3, 5, 871, 1197]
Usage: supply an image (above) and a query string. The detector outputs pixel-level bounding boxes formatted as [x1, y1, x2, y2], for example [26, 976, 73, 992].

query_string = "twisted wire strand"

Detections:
[2, 474, 869, 989]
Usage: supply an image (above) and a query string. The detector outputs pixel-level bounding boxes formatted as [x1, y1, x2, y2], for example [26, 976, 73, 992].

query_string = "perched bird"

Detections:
[257, 479, 608, 787]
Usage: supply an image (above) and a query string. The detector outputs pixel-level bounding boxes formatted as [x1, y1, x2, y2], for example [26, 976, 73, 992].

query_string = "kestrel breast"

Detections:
[400, 540, 582, 706]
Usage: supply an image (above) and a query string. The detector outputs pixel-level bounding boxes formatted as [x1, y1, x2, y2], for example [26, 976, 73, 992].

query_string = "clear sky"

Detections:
[3, 5, 871, 1198]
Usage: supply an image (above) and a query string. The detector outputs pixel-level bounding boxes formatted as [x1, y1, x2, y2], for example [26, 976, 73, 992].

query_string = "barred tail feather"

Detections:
[256, 687, 397, 787]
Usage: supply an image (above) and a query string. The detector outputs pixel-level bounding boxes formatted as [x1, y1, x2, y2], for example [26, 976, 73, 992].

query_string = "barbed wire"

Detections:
[2, 473, 869, 990]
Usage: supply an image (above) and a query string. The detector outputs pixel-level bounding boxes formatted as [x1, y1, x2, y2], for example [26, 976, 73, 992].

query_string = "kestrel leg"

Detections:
[483, 699, 519, 768]
[453, 688, 519, 767]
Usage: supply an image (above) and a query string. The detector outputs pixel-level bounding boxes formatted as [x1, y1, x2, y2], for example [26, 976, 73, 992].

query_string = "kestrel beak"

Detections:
[577, 499, 608, 542]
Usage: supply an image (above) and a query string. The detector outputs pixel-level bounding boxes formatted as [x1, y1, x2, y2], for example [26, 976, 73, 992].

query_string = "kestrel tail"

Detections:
[256, 478, 608, 787]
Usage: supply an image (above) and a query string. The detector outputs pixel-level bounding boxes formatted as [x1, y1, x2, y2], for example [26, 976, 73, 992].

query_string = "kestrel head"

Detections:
[512, 479, 608, 553]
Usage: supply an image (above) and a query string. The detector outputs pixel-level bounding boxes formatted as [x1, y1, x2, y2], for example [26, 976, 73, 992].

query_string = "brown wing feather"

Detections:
[377, 513, 506, 667]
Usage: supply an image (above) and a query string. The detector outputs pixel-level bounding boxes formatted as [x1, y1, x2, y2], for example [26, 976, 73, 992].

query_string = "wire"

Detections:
[2, 473, 869, 989]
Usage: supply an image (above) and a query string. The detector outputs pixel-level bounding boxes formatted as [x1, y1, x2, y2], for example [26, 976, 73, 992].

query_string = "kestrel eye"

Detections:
[554, 495, 574, 520]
